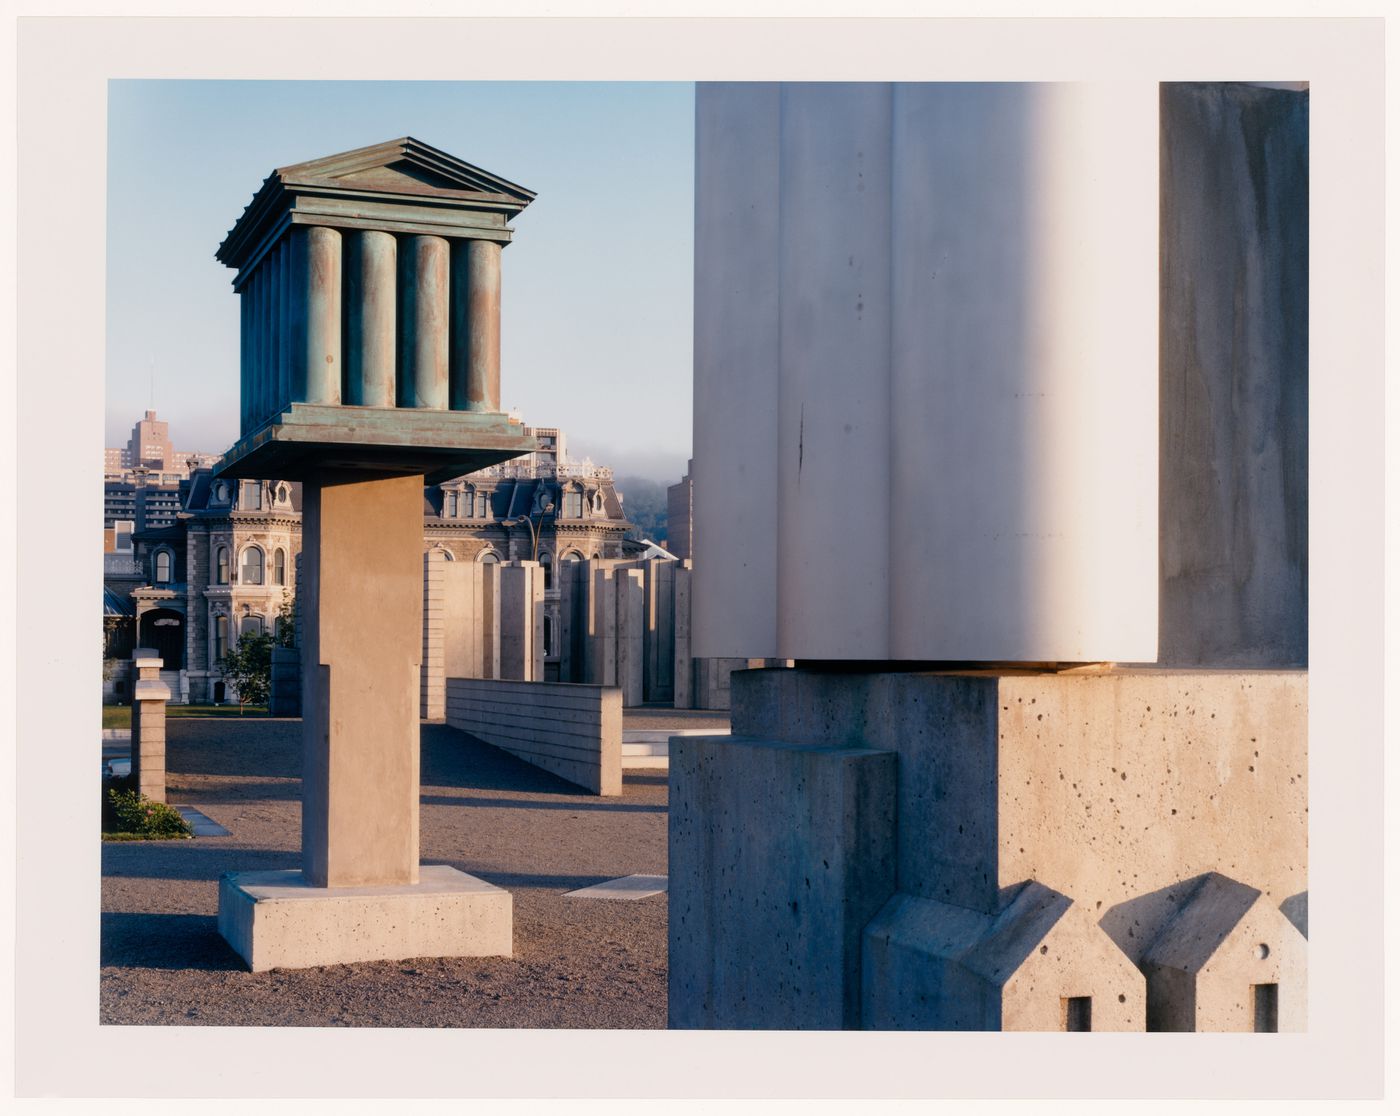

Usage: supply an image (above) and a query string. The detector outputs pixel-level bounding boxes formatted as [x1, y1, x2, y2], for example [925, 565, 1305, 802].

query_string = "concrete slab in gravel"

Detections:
[566, 874, 668, 900]
[173, 806, 232, 837]
[218, 863, 512, 972]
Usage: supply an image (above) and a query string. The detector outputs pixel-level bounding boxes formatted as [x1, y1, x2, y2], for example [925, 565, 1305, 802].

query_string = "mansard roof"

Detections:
[217, 137, 537, 276]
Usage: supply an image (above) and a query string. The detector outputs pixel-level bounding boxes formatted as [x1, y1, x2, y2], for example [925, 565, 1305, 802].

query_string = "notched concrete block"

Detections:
[1140, 871, 1306, 1032]
[862, 882, 1144, 1031]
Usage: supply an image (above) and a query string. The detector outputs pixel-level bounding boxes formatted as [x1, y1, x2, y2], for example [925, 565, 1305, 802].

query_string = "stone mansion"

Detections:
[103, 419, 633, 703]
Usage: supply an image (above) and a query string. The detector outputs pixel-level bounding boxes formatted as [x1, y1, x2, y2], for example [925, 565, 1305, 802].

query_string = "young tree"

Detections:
[219, 631, 274, 714]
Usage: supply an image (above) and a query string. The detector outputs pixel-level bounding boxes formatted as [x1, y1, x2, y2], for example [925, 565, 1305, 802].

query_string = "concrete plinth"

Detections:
[218, 864, 511, 972]
[668, 734, 897, 1029]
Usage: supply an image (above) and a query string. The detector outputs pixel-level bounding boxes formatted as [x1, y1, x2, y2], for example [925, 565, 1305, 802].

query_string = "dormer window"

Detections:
[593, 491, 605, 515]
[154, 550, 172, 584]
[476, 493, 488, 518]
[242, 481, 262, 510]
[564, 490, 583, 518]
[445, 490, 458, 518]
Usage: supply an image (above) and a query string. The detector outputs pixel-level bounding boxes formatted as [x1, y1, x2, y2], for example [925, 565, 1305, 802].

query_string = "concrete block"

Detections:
[616, 568, 644, 707]
[668, 734, 897, 1029]
[673, 561, 693, 709]
[1158, 83, 1308, 669]
[862, 883, 1145, 1031]
[1140, 871, 1307, 1032]
[218, 863, 512, 972]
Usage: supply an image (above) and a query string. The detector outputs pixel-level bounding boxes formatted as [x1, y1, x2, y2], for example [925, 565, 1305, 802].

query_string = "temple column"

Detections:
[400, 235, 449, 408]
[452, 238, 501, 412]
[344, 229, 397, 407]
[302, 225, 342, 405]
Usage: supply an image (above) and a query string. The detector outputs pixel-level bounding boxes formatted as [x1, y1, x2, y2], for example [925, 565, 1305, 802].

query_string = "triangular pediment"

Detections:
[276, 137, 536, 205]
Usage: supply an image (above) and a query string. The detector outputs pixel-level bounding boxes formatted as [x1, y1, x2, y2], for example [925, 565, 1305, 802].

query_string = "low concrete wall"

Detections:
[445, 677, 622, 795]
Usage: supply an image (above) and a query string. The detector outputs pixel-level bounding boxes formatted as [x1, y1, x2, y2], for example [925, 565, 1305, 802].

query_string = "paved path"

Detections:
[101, 712, 695, 1028]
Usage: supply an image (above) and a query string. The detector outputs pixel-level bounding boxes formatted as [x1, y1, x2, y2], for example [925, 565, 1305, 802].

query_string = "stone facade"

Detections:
[106, 420, 631, 704]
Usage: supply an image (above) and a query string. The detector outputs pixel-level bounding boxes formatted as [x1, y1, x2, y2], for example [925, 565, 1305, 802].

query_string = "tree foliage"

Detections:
[220, 630, 274, 713]
[614, 475, 670, 544]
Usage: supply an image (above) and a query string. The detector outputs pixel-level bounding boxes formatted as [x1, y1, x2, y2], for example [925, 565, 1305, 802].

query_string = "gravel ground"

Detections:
[100, 707, 728, 1028]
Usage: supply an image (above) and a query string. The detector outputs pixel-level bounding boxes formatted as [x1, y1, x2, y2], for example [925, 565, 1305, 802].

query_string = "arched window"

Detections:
[240, 614, 265, 637]
[564, 489, 583, 518]
[561, 550, 582, 562]
[478, 549, 499, 565]
[154, 550, 172, 584]
[213, 614, 229, 665]
[215, 546, 230, 585]
[240, 546, 264, 585]
[539, 550, 553, 590]
[273, 548, 286, 586]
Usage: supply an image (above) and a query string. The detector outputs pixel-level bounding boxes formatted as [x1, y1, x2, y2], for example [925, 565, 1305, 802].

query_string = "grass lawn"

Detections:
[102, 703, 270, 730]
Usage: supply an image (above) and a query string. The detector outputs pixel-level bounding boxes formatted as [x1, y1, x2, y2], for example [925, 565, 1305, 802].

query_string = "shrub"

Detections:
[103, 779, 193, 840]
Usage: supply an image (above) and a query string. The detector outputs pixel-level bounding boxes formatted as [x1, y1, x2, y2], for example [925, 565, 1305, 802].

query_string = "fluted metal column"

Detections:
[303, 225, 343, 405]
[345, 230, 397, 407]
[276, 239, 291, 413]
[399, 234, 449, 409]
[451, 238, 501, 412]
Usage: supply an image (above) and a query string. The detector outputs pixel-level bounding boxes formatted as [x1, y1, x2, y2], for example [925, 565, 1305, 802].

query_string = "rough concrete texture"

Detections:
[298, 471, 424, 888]
[1140, 872, 1306, 1032]
[732, 668, 1307, 929]
[996, 670, 1307, 955]
[421, 547, 446, 718]
[1159, 83, 1308, 668]
[863, 883, 1145, 1031]
[668, 734, 897, 1029]
[103, 715, 673, 1028]
[723, 667, 1305, 1030]
[218, 864, 511, 972]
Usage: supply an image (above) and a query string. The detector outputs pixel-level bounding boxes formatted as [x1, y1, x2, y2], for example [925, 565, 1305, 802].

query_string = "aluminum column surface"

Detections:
[693, 82, 1159, 663]
[344, 230, 397, 408]
[452, 239, 502, 412]
[400, 235, 450, 409]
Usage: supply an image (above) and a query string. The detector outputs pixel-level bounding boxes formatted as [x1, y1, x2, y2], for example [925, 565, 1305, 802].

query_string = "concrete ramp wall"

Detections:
[444, 677, 622, 795]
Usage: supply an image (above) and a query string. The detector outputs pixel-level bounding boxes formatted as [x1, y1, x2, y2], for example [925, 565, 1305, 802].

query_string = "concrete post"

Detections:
[481, 560, 501, 680]
[587, 563, 618, 687]
[400, 235, 450, 409]
[129, 648, 170, 803]
[421, 547, 446, 720]
[344, 229, 397, 408]
[499, 561, 542, 681]
[452, 238, 501, 412]
[299, 471, 422, 889]
[673, 560, 693, 709]
[616, 568, 644, 707]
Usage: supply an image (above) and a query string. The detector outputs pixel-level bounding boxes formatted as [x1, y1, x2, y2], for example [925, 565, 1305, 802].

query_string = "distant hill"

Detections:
[614, 475, 670, 544]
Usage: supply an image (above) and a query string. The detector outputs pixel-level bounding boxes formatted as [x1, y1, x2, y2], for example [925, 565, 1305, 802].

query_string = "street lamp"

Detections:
[503, 497, 555, 562]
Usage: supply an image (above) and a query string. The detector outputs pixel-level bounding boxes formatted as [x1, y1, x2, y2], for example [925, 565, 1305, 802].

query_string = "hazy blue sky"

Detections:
[106, 80, 695, 482]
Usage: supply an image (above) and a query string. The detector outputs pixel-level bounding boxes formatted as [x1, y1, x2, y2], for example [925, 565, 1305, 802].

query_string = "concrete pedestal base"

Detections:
[218, 864, 511, 972]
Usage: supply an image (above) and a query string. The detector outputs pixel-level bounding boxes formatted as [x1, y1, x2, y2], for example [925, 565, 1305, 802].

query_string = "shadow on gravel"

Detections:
[168, 780, 302, 803]
[623, 772, 668, 788]
[420, 793, 664, 813]
[101, 912, 245, 971]
[427, 865, 618, 891]
[103, 843, 298, 881]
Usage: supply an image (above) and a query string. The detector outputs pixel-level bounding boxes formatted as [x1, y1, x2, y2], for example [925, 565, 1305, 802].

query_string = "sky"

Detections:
[105, 80, 696, 482]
